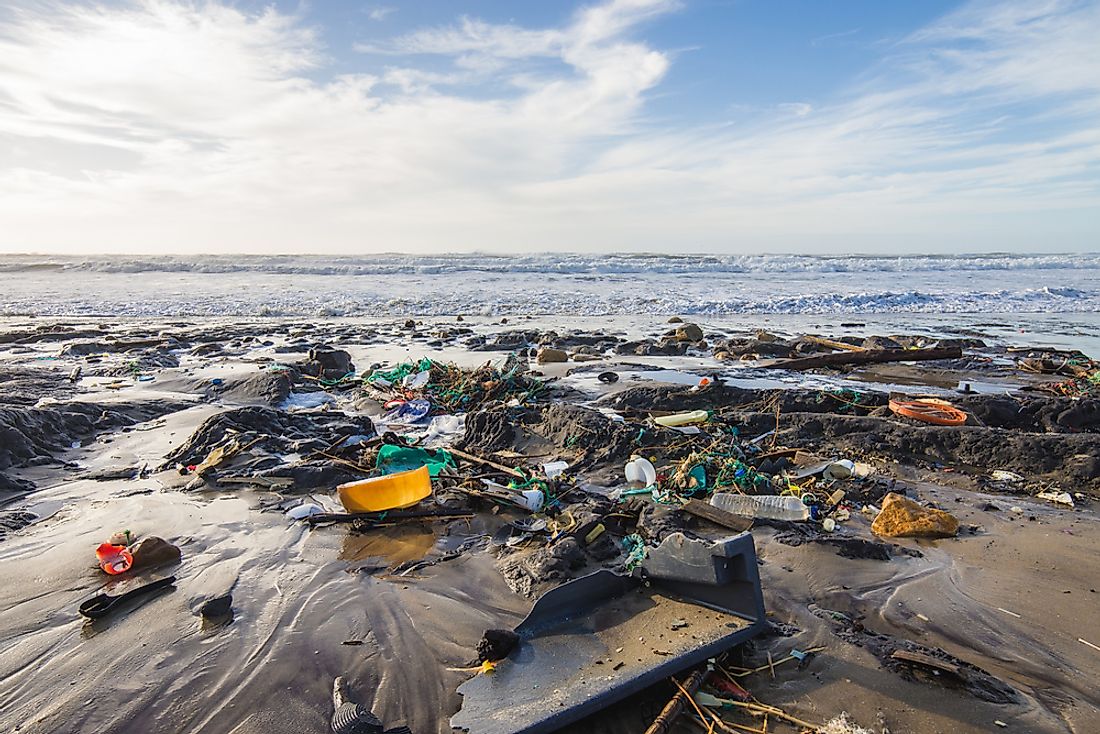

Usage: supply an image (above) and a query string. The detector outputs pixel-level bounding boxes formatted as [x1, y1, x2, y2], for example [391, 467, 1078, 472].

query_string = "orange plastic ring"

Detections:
[96, 543, 134, 575]
[888, 398, 968, 426]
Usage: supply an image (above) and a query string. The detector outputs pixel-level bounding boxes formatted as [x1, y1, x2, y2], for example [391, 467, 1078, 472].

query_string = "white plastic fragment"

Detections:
[624, 457, 657, 487]
[1036, 490, 1074, 507]
[402, 370, 430, 389]
[542, 461, 569, 480]
[286, 503, 324, 520]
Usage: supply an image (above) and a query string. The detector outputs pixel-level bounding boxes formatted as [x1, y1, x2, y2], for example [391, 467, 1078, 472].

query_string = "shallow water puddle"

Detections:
[338, 525, 438, 569]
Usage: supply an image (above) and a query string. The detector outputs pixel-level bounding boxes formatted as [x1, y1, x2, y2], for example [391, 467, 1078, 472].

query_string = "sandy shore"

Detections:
[0, 315, 1097, 734]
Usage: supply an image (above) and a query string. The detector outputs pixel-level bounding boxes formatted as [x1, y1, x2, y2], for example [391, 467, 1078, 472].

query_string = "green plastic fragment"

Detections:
[375, 444, 454, 477]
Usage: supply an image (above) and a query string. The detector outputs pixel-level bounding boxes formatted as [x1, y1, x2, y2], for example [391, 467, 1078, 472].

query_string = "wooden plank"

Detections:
[890, 649, 963, 677]
[681, 499, 753, 532]
[767, 346, 962, 372]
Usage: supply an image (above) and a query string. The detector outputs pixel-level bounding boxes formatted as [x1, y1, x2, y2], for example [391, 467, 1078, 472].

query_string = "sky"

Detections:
[0, 0, 1098, 255]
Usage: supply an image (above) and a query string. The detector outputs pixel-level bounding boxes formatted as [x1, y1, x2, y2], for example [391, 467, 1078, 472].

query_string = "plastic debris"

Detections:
[542, 460, 569, 480]
[824, 459, 855, 480]
[337, 466, 432, 513]
[624, 456, 657, 487]
[286, 503, 324, 520]
[710, 493, 810, 521]
[654, 410, 708, 427]
[1036, 490, 1074, 507]
[96, 543, 133, 575]
[375, 444, 455, 477]
[79, 576, 176, 620]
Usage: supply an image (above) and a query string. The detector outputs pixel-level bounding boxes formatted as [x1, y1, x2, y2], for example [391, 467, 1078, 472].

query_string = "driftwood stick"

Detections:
[644, 667, 708, 734]
[304, 509, 473, 526]
[448, 447, 526, 479]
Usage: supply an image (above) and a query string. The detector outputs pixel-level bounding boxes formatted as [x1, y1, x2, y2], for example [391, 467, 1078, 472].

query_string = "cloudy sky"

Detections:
[0, 0, 1098, 254]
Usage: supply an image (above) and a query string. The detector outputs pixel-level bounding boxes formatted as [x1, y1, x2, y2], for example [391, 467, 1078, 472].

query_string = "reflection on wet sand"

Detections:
[339, 525, 438, 570]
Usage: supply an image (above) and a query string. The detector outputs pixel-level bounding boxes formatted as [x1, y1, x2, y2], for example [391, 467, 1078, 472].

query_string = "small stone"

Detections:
[477, 629, 520, 663]
[674, 323, 704, 342]
[536, 347, 568, 364]
[871, 493, 959, 538]
[302, 345, 353, 379]
[129, 536, 182, 570]
[199, 594, 232, 618]
[667, 316, 684, 324]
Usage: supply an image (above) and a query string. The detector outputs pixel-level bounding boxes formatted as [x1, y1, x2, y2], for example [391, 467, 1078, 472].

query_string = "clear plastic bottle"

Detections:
[710, 492, 810, 521]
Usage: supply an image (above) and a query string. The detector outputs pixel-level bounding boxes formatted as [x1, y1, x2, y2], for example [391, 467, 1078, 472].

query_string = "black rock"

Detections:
[200, 593, 232, 618]
[477, 628, 520, 662]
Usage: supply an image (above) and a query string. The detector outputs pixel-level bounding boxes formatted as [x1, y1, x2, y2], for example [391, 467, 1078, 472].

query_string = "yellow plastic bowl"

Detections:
[337, 465, 432, 513]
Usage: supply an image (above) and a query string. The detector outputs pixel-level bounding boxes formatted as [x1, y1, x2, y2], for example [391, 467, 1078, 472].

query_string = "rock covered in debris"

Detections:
[1, 400, 188, 471]
[130, 536, 182, 570]
[615, 338, 690, 356]
[862, 335, 904, 350]
[161, 406, 374, 471]
[498, 536, 587, 596]
[715, 337, 794, 358]
[96, 350, 181, 376]
[871, 493, 959, 538]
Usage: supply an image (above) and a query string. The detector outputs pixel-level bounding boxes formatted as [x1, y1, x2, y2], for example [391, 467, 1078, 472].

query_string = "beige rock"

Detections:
[714, 351, 731, 361]
[536, 347, 568, 364]
[675, 323, 704, 342]
[871, 493, 959, 538]
[130, 536, 182, 570]
[570, 353, 600, 362]
[667, 316, 684, 324]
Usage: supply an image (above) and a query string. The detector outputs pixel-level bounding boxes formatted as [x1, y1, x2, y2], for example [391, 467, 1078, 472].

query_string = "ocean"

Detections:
[2, 252, 1098, 319]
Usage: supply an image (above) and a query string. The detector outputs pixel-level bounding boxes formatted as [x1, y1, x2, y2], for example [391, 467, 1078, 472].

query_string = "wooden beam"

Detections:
[681, 499, 753, 532]
[767, 347, 962, 372]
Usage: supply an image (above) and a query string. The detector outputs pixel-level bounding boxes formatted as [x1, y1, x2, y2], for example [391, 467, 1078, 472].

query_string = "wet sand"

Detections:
[0, 315, 1097, 734]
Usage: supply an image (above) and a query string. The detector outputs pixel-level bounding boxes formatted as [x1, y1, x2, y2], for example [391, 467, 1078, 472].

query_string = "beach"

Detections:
[0, 308, 1097, 734]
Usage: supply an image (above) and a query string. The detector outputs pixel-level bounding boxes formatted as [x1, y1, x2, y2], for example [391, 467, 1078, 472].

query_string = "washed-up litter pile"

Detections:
[364, 355, 548, 416]
[136, 329, 1094, 734]
[1017, 350, 1100, 397]
[1037, 365, 1100, 398]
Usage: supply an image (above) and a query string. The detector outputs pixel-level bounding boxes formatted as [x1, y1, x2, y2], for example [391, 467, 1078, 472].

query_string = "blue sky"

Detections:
[0, 0, 1097, 254]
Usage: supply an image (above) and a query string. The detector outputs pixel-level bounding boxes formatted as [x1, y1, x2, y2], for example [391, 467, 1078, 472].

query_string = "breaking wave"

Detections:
[1, 252, 1099, 276]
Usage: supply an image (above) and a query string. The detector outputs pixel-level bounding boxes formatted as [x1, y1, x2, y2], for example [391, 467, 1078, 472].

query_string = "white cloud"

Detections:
[0, 0, 1097, 254]
[366, 6, 396, 22]
[777, 103, 813, 118]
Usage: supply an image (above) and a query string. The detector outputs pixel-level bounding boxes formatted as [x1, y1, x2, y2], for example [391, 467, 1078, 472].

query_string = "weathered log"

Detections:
[768, 346, 962, 372]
